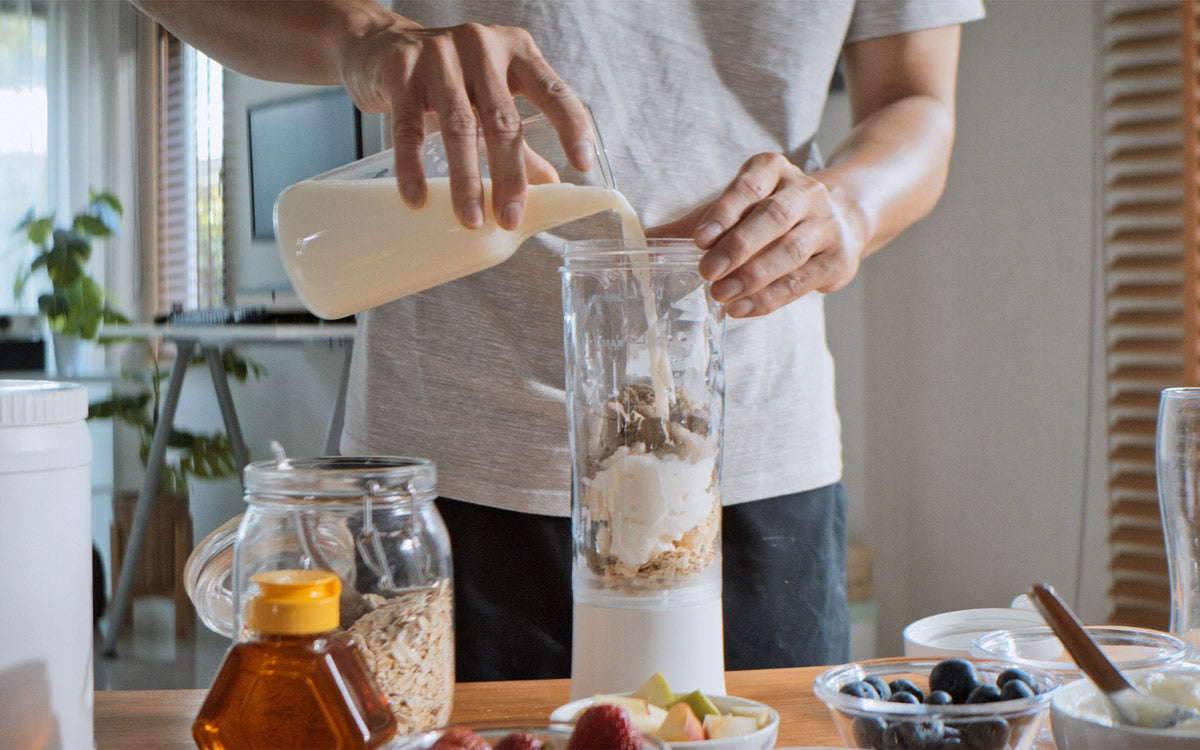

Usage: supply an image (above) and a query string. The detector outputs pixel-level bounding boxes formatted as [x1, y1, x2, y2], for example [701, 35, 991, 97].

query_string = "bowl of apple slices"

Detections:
[550, 673, 779, 750]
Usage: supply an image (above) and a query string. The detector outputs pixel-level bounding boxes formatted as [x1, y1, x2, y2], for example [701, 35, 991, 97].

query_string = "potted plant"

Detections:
[89, 347, 265, 493]
[12, 189, 131, 374]
[91, 344, 264, 635]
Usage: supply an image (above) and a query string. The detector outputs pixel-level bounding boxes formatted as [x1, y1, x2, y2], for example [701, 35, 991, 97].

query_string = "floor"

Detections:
[93, 597, 227, 691]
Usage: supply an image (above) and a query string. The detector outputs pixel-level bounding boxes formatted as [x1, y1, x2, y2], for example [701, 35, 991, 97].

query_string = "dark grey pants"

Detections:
[436, 483, 849, 682]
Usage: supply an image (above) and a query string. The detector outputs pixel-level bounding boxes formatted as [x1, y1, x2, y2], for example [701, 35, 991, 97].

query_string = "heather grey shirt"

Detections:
[343, 0, 985, 516]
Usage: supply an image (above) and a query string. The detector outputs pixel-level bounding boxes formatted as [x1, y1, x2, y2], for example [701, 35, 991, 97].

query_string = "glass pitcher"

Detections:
[560, 239, 727, 697]
[185, 456, 454, 734]
[274, 109, 618, 319]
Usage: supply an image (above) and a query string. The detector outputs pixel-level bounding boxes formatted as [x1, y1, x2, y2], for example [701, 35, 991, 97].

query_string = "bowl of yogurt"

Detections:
[1051, 668, 1200, 748]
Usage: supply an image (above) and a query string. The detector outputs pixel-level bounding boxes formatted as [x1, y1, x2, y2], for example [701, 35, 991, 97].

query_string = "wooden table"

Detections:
[95, 667, 843, 748]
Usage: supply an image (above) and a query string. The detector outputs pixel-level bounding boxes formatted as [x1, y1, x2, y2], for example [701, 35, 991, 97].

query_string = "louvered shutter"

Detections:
[1103, 0, 1188, 629]
[151, 26, 224, 317]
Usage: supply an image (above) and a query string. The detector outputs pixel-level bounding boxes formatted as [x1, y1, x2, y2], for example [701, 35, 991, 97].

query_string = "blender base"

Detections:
[569, 598, 726, 699]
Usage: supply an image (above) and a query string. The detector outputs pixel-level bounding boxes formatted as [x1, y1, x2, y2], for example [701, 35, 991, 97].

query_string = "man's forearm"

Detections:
[815, 92, 955, 258]
[131, 0, 414, 85]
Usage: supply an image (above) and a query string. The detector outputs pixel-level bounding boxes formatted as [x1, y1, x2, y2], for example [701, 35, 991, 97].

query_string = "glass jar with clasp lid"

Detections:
[185, 455, 454, 734]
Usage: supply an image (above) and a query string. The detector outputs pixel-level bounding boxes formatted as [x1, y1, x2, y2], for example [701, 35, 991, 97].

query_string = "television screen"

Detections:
[248, 89, 362, 240]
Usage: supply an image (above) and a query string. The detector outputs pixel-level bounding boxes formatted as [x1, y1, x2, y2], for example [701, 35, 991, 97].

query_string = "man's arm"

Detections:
[130, 0, 592, 231]
[649, 24, 962, 318]
[131, 0, 403, 85]
[819, 24, 960, 259]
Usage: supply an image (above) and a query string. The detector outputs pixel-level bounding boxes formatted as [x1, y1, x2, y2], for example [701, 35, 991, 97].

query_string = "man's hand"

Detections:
[131, 1, 591, 231]
[648, 153, 865, 318]
[337, 21, 594, 230]
[648, 24, 961, 319]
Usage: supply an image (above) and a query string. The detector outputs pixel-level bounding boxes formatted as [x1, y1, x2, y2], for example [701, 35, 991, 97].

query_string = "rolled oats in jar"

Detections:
[198, 456, 455, 733]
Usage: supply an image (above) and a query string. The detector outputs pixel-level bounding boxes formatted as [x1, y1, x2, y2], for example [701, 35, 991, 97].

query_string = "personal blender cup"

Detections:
[560, 239, 726, 698]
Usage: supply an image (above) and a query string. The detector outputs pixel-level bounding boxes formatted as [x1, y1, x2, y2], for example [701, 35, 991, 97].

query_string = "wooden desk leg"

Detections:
[102, 338, 197, 656]
[203, 345, 250, 479]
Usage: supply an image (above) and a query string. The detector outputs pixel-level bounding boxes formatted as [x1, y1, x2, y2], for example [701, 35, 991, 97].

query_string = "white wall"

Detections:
[822, 1, 1108, 655]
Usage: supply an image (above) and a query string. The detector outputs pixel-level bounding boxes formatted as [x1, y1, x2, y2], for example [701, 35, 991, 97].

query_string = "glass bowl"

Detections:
[970, 625, 1190, 677]
[390, 724, 668, 749]
[813, 656, 1061, 750]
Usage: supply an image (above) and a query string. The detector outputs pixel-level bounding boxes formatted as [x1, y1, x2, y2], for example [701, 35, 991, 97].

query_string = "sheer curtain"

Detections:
[45, 0, 141, 322]
[1, 1, 141, 324]
[0, 0, 47, 314]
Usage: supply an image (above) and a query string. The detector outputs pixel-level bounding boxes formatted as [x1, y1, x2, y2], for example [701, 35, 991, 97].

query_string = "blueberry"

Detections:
[889, 690, 920, 704]
[885, 719, 946, 749]
[840, 679, 881, 699]
[936, 725, 963, 749]
[924, 690, 953, 705]
[865, 675, 893, 700]
[929, 659, 979, 703]
[965, 685, 1002, 704]
[999, 678, 1035, 701]
[889, 678, 926, 703]
[881, 721, 905, 749]
[995, 667, 1037, 694]
[852, 714, 886, 748]
[959, 717, 1009, 750]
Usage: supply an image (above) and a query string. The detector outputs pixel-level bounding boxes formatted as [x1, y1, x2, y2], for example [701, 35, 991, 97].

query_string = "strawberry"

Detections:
[430, 726, 491, 750]
[494, 731, 544, 750]
[567, 704, 643, 750]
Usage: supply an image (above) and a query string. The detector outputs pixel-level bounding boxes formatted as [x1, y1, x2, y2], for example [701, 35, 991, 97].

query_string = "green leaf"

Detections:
[102, 305, 132, 326]
[73, 214, 113, 238]
[25, 216, 53, 247]
[13, 207, 35, 235]
[89, 190, 123, 220]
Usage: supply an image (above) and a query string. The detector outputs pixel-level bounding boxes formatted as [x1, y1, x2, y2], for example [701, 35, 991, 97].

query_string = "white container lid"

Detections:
[903, 607, 1047, 658]
[0, 380, 89, 427]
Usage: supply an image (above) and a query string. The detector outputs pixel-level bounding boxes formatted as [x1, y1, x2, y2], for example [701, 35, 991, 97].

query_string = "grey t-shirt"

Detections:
[342, 0, 985, 516]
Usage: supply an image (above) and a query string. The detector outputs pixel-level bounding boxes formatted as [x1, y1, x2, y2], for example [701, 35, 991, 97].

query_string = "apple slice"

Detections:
[588, 695, 665, 736]
[730, 703, 771, 728]
[702, 714, 760, 739]
[675, 689, 721, 721]
[631, 671, 675, 709]
[657, 702, 705, 742]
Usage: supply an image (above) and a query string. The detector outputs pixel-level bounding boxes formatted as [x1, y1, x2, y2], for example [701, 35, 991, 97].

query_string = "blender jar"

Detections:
[560, 239, 726, 697]
[185, 456, 454, 734]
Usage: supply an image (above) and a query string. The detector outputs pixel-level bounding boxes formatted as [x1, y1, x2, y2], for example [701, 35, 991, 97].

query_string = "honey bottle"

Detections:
[192, 569, 397, 749]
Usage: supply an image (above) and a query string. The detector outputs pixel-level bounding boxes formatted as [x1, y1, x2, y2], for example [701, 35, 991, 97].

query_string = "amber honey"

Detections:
[192, 570, 396, 749]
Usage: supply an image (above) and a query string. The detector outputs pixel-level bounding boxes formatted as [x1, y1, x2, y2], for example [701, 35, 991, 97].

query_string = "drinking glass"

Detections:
[1156, 386, 1200, 653]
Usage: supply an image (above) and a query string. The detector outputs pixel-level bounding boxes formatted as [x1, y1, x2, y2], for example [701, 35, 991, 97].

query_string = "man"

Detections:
[134, 0, 984, 679]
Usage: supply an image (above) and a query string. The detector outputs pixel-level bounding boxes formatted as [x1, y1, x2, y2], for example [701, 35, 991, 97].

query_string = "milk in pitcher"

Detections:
[275, 175, 638, 319]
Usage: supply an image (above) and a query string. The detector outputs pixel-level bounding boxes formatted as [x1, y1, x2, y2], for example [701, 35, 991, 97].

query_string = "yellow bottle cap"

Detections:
[245, 569, 341, 635]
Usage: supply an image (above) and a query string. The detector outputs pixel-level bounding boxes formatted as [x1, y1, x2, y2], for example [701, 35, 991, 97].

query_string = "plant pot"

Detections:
[50, 333, 90, 378]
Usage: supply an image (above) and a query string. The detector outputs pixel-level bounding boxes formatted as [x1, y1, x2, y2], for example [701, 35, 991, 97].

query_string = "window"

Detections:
[1102, 0, 1188, 628]
[0, 2, 48, 314]
[151, 27, 223, 316]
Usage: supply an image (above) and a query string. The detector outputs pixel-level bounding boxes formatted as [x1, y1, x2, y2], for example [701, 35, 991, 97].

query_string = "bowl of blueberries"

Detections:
[812, 656, 1061, 750]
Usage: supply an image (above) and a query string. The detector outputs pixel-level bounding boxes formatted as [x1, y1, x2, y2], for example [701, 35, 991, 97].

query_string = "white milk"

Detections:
[276, 173, 676, 411]
[276, 177, 634, 320]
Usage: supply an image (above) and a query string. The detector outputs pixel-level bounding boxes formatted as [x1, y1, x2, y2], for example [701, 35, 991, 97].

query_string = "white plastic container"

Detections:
[0, 380, 93, 750]
[903, 607, 1045, 658]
